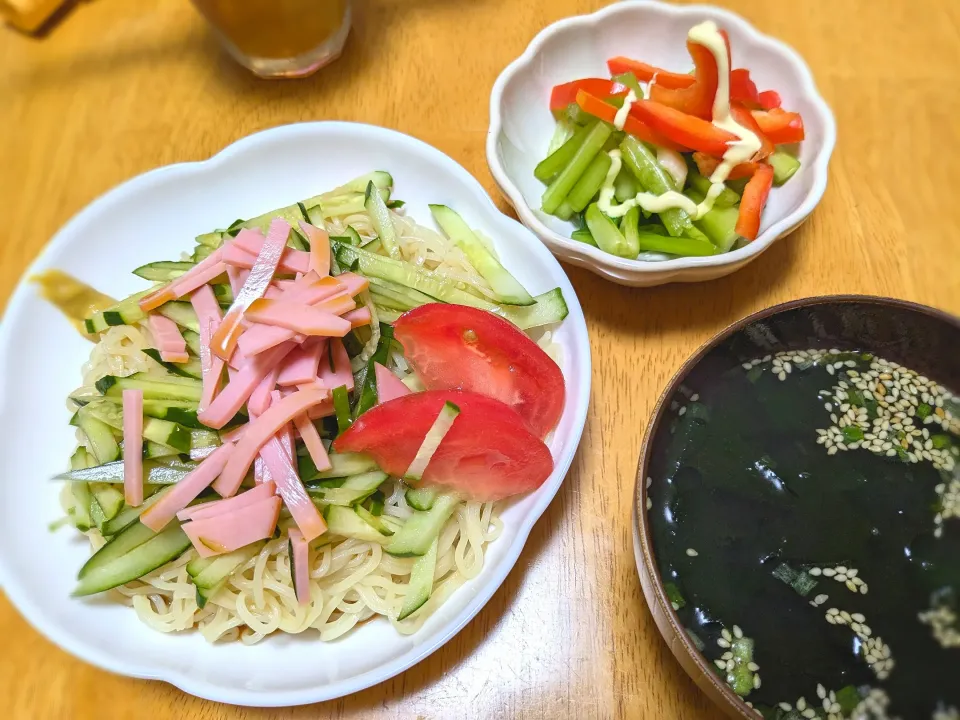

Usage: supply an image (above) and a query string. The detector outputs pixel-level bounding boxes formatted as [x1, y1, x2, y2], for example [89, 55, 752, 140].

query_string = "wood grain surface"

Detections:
[1, 1, 958, 718]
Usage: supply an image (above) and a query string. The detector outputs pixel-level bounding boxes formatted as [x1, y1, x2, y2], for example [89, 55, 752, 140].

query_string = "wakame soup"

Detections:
[647, 347, 959, 720]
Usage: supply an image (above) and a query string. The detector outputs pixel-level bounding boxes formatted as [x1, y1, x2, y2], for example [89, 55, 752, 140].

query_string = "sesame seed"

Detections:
[685, 548, 698, 557]
[733, 625, 743, 639]
[717, 638, 730, 648]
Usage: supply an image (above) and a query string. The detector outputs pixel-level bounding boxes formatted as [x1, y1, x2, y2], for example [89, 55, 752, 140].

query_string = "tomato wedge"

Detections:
[649, 31, 728, 120]
[550, 78, 627, 112]
[333, 390, 553, 501]
[575, 90, 688, 153]
[393, 303, 564, 438]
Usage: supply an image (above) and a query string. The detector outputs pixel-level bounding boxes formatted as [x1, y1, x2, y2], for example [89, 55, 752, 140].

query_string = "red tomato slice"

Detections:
[393, 304, 565, 438]
[333, 390, 553, 501]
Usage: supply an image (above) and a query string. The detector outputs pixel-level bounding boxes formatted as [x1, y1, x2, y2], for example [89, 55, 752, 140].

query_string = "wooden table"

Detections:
[1, 0, 958, 717]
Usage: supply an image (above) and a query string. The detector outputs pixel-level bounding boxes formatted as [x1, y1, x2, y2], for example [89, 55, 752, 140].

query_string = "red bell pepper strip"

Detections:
[730, 104, 774, 159]
[629, 99, 736, 156]
[575, 90, 689, 152]
[751, 109, 805, 144]
[649, 31, 728, 120]
[730, 68, 760, 108]
[606, 57, 695, 89]
[550, 78, 627, 112]
[758, 90, 782, 110]
[691, 152, 761, 181]
[735, 163, 774, 240]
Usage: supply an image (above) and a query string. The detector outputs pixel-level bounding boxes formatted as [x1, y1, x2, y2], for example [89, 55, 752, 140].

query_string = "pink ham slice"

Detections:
[260, 436, 326, 541]
[197, 341, 296, 430]
[213, 388, 329, 497]
[294, 412, 331, 472]
[190, 286, 225, 413]
[139, 249, 225, 312]
[319, 338, 354, 391]
[343, 306, 372, 329]
[248, 364, 281, 416]
[140, 442, 235, 531]
[223, 240, 310, 275]
[299, 221, 331, 278]
[182, 495, 282, 558]
[374, 362, 411, 404]
[122, 389, 144, 506]
[243, 299, 352, 337]
[287, 527, 311, 604]
[211, 221, 290, 361]
[148, 314, 189, 363]
[176, 480, 277, 522]
[277, 338, 324, 387]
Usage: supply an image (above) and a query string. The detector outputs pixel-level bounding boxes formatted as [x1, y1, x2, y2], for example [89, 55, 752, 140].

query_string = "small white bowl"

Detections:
[487, 0, 837, 287]
[0, 122, 591, 706]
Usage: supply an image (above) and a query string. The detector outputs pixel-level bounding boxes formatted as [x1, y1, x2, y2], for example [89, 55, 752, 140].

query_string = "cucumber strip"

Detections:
[143, 349, 203, 380]
[182, 329, 203, 357]
[70, 446, 96, 470]
[367, 490, 386, 516]
[694, 204, 740, 253]
[397, 537, 438, 620]
[54, 459, 196, 485]
[354, 504, 394, 536]
[621, 206, 643, 259]
[343, 226, 363, 246]
[303, 452, 378, 481]
[188, 543, 262, 608]
[429, 205, 534, 306]
[360, 237, 382, 254]
[77, 409, 120, 464]
[90, 484, 124, 523]
[405, 487, 437, 511]
[80, 401, 192, 454]
[102, 486, 169, 536]
[288, 227, 308, 251]
[78, 521, 156, 578]
[133, 261, 195, 282]
[196, 230, 226, 249]
[501, 288, 569, 330]
[324, 505, 391, 543]
[315, 470, 388, 506]
[535, 123, 593, 183]
[192, 244, 216, 262]
[687, 170, 740, 207]
[156, 302, 200, 333]
[566, 152, 613, 213]
[635, 231, 718, 257]
[404, 402, 460, 481]
[79, 395, 201, 428]
[97, 373, 202, 402]
[585, 203, 635, 259]
[367, 277, 435, 309]
[768, 149, 801, 186]
[73, 523, 192, 596]
[384, 493, 460, 557]
[144, 442, 180, 460]
[542, 121, 613, 215]
[365, 181, 399, 257]
[315, 171, 393, 197]
[332, 385, 352, 434]
[84, 290, 151, 334]
[70, 482, 94, 531]
[570, 229, 598, 247]
[619, 136, 710, 243]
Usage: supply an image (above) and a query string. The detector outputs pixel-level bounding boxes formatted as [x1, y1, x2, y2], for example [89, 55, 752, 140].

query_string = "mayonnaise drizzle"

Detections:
[613, 89, 637, 131]
[596, 20, 761, 221]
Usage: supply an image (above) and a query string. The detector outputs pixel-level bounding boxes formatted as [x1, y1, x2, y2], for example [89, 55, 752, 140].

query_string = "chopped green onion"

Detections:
[842, 426, 864, 443]
[664, 582, 686, 610]
[835, 686, 861, 714]
[917, 403, 933, 419]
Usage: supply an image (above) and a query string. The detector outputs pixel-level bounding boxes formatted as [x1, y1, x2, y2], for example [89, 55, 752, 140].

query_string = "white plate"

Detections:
[0, 122, 591, 707]
[487, 0, 837, 286]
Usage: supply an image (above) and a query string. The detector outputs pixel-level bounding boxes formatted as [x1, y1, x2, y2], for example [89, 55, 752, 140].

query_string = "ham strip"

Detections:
[211, 221, 290, 361]
[213, 388, 329, 497]
[148, 314, 188, 361]
[191, 287, 225, 413]
[288, 527, 311, 604]
[294, 412, 331, 472]
[140, 443, 234, 531]
[139, 249, 225, 312]
[248, 364, 281, 416]
[222, 241, 310, 275]
[176, 481, 277, 522]
[277, 338, 324, 387]
[319, 338, 354, 391]
[122, 389, 144, 506]
[260, 436, 327, 541]
[299, 221, 331, 278]
[375, 362, 411, 404]
[343, 306, 372, 329]
[244, 299, 351, 337]
[182, 496, 282, 558]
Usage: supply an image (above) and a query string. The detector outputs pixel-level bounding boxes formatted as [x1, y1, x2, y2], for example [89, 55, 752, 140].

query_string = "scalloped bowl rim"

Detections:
[487, 0, 837, 276]
[0, 121, 592, 707]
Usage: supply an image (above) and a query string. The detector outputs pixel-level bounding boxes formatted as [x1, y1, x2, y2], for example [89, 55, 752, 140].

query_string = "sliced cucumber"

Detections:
[73, 523, 192, 596]
[354, 504, 394, 536]
[144, 441, 180, 460]
[315, 471, 387, 506]
[190, 429, 221, 459]
[84, 290, 151, 334]
[404, 401, 459, 481]
[397, 537, 438, 620]
[80, 401, 191, 454]
[500, 288, 569, 330]
[323, 171, 393, 196]
[192, 244, 216, 262]
[143, 349, 203, 380]
[54, 459, 196, 485]
[102, 486, 170, 536]
[365, 181, 399, 257]
[70, 482, 94, 531]
[768, 149, 802, 186]
[385, 493, 459, 557]
[133, 261, 195, 282]
[343, 226, 362, 246]
[323, 505, 390, 543]
[90, 484, 125, 524]
[70, 446, 96, 470]
[76, 409, 120, 464]
[305, 452, 379, 481]
[156, 302, 200, 333]
[97, 373, 202, 402]
[187, 543, 261, 608]
[429, 205, 534, 306]
[182, 329, 202, 357]
[405, 487, 437, 511]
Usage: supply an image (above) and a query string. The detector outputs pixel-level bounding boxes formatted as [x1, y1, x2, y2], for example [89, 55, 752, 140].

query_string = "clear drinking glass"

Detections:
[190, 0, 351, 79]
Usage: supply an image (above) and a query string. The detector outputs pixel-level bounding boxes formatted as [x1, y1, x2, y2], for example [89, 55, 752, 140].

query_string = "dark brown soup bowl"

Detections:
[633, 295, 960, 719]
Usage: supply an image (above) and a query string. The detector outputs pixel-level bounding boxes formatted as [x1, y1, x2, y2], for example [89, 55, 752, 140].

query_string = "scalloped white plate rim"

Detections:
[0, 121, 591, 707]
[486, 0, 837, 276]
